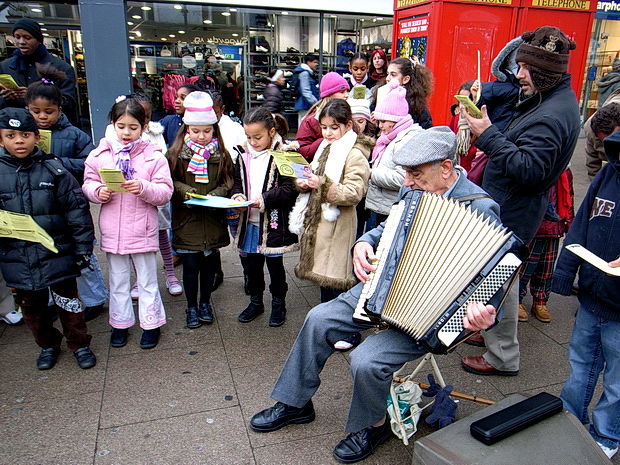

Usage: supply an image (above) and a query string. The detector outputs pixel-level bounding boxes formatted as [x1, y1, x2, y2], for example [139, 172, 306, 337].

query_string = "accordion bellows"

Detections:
[354, 191, 523, 353]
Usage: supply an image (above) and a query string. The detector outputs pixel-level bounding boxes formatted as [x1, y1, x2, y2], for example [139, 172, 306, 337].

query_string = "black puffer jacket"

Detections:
[49, 113, 95, 184]
[0, 148, 94, 290]
[476, 74, 580, 245]
[262, 83, 285, 114]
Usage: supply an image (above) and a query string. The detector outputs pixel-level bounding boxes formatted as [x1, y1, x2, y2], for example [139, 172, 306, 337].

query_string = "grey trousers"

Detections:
[481, 283, 520, 371]
[270, 282, 427, 433]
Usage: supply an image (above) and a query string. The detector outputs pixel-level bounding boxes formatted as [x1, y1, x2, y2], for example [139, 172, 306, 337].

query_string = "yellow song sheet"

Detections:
[0, 74, 19, 90]
[98, 168, 128, 193]
[37, 129, 52, 153]
[269, 150, 312, 178]
[0, 209, 57, 253]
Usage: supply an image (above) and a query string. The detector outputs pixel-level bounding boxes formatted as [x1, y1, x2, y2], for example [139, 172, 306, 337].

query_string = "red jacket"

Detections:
[296, 110, 323, 161]
[535, 169, 574, 238]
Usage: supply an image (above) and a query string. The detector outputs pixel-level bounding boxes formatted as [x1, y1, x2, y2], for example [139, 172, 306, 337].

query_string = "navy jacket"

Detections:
[476, 74, 580, 245]
[49, 114, 95, 184]
[552, 130, 620, 322]
[478, 75, 520, 133]
[0, 148, 94, 290]
[160, 113, 183, 146]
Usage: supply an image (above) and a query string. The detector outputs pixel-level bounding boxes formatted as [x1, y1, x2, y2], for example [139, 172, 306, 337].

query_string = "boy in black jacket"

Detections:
[0, 108, 96, 370]
[552, 129, 620, 460]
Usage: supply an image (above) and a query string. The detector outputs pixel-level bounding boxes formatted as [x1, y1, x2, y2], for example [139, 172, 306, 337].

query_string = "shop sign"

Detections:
[182, 56, 197, 69]
[597, 0, 620, 16]
[531, 0, 590, 8]
[399, 17, 428, 35]
[462, 0, 512, 4]
[203, 35, 248, 46]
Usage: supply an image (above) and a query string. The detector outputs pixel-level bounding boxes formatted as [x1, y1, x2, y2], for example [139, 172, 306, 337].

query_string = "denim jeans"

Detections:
[77, 250, 109, 307]
[560, 306, 620, 450]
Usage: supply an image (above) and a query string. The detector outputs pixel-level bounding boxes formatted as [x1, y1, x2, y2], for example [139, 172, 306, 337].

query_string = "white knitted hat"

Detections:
[347, 98, 371, 120]
[393, 126, 457, 167]
[182, 91, 217, 125]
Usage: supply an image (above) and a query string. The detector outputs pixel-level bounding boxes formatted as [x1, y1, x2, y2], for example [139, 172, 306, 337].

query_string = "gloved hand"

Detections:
[425, 385, 457, 429]
[75, 255, 92, 271]
[423, 373, 442, 398]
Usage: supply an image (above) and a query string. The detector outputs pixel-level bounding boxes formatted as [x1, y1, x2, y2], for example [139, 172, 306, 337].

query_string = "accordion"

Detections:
[353, 190, 525, 354]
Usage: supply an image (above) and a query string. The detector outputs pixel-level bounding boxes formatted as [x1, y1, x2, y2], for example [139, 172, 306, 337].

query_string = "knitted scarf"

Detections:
[13, 44, 48, 73]
[185, 134, 219, 183]
[111, 139, 136, 180]
[371, 114, 414, 166]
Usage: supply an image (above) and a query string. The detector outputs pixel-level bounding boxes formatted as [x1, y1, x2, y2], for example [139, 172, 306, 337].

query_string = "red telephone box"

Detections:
[393, 0, 596, 125]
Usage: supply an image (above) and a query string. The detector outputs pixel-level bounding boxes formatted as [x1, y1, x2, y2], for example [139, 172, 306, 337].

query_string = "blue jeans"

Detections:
[77, 251, 108, 307]
[560, 306, 620, 450]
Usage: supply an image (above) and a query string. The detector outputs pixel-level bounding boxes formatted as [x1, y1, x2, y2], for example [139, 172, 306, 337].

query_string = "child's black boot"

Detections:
[238, 295, 264, 323]
[269, 296, 286, 327]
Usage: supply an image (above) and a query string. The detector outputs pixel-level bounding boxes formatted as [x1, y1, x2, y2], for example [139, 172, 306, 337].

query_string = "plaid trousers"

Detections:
[518, 237, 560, 305]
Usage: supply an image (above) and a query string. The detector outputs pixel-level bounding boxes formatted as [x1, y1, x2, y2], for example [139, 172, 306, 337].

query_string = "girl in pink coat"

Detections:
[82, 97, 173, 350]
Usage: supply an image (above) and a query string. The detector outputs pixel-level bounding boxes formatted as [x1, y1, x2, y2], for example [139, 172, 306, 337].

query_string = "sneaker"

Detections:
[140, 327, 161, 349]
[186, 307, 202, 329]
[198, 303, 214, 324]
[531, 304, 551, 323]
[130, 284, 139, 300]
[166, 276, 183, 296]
[110, 328, 128, 348]
[334, 332, 362, 351]
[256, 45, 269, 53]
[0, 310, 23, 325]
[518, 303, 528, 322]
[74, 347, 97, 369]
[597, 442, 618, 459]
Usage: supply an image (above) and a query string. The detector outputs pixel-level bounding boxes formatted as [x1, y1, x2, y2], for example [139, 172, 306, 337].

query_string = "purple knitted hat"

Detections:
[320, 72, 350, 98]
[373, 79, 409, 122]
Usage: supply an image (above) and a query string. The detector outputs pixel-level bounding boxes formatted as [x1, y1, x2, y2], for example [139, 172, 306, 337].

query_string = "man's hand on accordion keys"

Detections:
[463, 302, 497, 332]
[352, 242, 377, 283]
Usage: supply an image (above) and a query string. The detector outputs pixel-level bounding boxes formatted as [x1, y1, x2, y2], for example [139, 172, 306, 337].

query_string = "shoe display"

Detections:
[36, 347, 60, 370]
[464, 333, 485, 347]
[166, 276, 183, 296]
[286, 46, 300, 53]
[531, 304, 551, 323]
[518, 303, 528, 322]
[0, 310, 23, 325]
[250, 400, 315, 432]
[461, 356, 519, 376]
[212, 272, 224, 291]
[256, 45, 269, 53]
[198, 303, 214, 324]
[238, 296, 265, 323]
[140, 327, 161, 349]
[283, 70, 293, 77]
[334, 332, 362, 351]
[74, 347, 97, 369]
[333, 420, 392, 463]
[185, 307, 201, 329]
[83, 304, 104, 322]
[110, 328, 128, 348]
[269, 296, 286, 327]
[131, 284, 139, 300]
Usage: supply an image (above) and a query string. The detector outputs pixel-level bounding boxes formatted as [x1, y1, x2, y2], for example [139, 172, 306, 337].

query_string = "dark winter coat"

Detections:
[170, 145, 232, 251]
[413, 108, 433, 130]
[232, 145, 299, 254]
[49, 113, 95, 184]
[478, 75, 520, 133]
[0, 147, 94, 290]
[475, 74, 580, 245]
[551, 130, 620, 322]
[263, 83, 285, 114]
[597, 71, 620, 108]
[0, 49, 78, 126]
[160, 113, 183, 146]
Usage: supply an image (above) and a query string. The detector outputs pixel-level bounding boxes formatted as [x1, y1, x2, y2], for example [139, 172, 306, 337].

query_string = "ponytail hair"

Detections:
[243, 107, 289, 141]
[389, 57, 433, 119]
[25, 63, 66, 107]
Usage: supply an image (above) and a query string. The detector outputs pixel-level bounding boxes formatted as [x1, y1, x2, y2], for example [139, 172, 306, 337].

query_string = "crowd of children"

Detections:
[0, 50, 617, 461]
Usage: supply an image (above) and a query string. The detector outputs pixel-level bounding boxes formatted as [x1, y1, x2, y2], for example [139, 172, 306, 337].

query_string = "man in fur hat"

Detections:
[461, 26, 580, 376]
[248, 127, 501, 464]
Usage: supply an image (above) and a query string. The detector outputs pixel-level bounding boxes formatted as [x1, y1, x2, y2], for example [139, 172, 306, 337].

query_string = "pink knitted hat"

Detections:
[320, 72, 350, 98]
[373, 79, 409, 122]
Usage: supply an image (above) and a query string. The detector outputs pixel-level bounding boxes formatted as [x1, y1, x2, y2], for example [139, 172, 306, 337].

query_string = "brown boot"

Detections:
[518, 304, 528, 322]
[531, 304, 551, 323]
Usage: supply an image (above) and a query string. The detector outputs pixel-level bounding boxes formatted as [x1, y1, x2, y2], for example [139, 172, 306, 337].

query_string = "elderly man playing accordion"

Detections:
[250, 127, 505, 464]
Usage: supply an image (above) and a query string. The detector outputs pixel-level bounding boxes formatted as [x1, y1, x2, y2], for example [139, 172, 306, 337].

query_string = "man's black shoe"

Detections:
[333, 420, 392, 463]
[250, 400, 315, 432]
[36, 347, 60, 370]
[84, 304, 104, 322]
[140, 327, 161, 349]
[74, 347, 97, 369]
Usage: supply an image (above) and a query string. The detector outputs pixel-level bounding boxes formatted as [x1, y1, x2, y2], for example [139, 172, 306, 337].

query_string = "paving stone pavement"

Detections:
[1, 136, 618, 464]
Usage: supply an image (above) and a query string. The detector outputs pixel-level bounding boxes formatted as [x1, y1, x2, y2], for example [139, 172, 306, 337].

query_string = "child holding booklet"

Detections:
[83, 97, 173, 350]
[166, 91, 234, 329]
